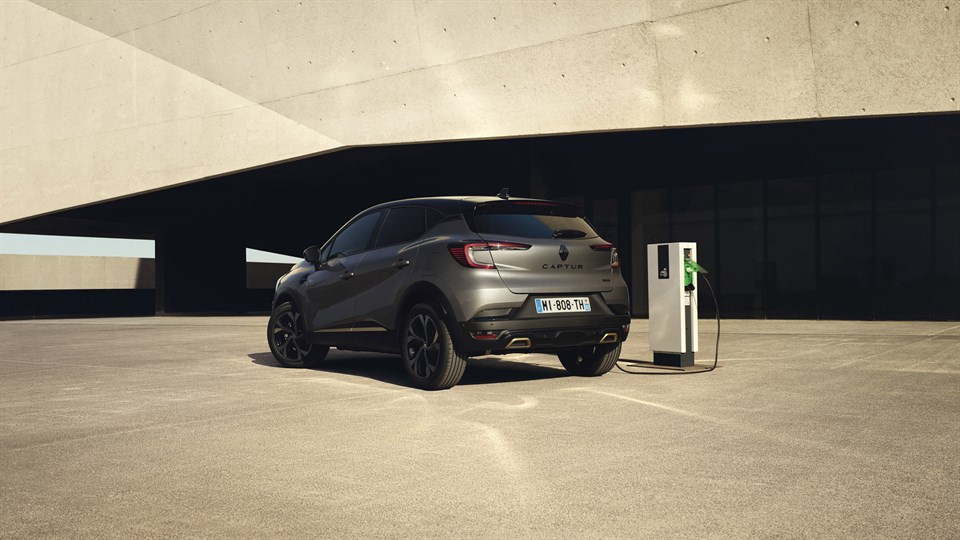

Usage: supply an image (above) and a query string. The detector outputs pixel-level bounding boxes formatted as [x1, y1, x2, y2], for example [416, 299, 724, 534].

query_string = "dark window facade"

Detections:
[934, 165, 960, 320]
[598, 166, 960, 320]
[766, 177, 817, 318]
[717, 181, 763, 318]
[819, 173, 873, 319]
[591, 198, 619, 245]
[543, 114, 958, 321]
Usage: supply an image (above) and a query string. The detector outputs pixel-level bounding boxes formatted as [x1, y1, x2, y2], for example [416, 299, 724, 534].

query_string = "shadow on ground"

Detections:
[248, 350, 569, 388]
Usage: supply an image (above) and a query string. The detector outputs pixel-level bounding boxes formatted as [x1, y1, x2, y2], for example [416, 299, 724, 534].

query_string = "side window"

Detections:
[374, 207, 426, 248]
[328, 212, 382, 260]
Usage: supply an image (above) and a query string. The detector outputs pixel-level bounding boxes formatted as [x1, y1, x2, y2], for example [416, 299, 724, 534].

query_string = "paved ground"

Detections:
[1, 317, 958, 539]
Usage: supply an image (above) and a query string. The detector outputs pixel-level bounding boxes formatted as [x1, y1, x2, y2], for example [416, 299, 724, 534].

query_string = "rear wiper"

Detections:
[552, 229, 587, 239]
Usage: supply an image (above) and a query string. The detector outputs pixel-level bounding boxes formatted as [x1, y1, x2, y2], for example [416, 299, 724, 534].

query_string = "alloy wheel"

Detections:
[405, 313, 440, 378]
[272, 309, 312, 363]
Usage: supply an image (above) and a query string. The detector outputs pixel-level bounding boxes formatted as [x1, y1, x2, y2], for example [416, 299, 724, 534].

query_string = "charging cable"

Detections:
[615, 274, 720, 375]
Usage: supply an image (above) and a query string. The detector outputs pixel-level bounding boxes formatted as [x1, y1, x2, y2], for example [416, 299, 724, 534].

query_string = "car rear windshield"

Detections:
[472, 201, 598, 239]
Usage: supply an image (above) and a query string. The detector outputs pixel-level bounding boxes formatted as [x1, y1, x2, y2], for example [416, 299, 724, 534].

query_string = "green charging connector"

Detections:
[684, 255, 707, 291]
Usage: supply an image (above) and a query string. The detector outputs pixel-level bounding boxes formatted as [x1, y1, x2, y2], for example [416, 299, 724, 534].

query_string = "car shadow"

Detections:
[248, 349, 570, 388]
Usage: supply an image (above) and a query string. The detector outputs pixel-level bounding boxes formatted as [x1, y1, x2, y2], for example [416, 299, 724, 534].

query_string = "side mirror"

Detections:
[303, 245, 322, 269]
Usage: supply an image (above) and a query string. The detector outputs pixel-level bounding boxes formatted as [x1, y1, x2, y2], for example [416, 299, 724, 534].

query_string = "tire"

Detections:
[268, 301, 329, 368]
[557, 342, 622, 376]
[401, 303, 467, 390]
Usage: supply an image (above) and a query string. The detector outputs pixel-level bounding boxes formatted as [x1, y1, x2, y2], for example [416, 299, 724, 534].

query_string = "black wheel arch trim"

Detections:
[273, 291, 297, 310]
[272, 292, 311, 332]
[395, 281, 464, 350]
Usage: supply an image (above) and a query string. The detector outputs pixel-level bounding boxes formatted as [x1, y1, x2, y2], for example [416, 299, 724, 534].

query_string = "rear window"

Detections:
[473, 201, 598, 239]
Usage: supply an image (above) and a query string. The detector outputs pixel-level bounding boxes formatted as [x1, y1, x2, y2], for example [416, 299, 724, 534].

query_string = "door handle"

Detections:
[392, 259, 410, 269]
[339, 271, 355, 280]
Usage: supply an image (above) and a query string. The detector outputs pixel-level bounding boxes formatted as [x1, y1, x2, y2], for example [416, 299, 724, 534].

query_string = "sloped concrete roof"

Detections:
[2, 0, 957, 225]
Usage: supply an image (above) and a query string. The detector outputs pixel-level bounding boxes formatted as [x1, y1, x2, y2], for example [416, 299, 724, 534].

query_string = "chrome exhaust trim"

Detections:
[599, 333, 619, 344]
[506, 337, 532, 349]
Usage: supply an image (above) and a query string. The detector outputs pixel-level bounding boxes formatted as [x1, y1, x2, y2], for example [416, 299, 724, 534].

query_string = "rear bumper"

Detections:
[457, 313, 631, 355]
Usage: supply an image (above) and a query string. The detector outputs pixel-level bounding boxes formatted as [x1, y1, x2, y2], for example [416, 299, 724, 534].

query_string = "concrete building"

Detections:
[1, 0, 958, 319]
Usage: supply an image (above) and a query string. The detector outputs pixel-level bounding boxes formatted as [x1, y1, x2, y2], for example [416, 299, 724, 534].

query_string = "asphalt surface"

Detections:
[1, 317, 958, 538]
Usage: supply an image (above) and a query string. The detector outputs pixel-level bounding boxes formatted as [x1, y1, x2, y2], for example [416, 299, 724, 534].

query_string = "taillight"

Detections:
[447, 244, 473, 267]
[590, 243, 621, 269]
[448, 241, 531, 269]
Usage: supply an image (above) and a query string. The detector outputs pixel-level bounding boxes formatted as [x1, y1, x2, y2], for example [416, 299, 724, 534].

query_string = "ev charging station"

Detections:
[647, 242, 704, 367]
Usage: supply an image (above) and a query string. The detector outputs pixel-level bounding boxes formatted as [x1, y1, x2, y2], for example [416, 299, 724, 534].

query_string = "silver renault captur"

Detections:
[269, 193, 631, 389]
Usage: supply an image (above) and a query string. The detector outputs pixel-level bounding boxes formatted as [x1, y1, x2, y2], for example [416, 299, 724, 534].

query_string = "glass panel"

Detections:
[819, 173, 873, 319]
[591, 198, 619, 245]
[630, 189, 669, 316]
[718, 181, 763, 318]
[767, 177, 817, 318]
[375, 207, 426, 248]
[553, 195, 585, 212]
[672, 184, 716, 317]
[875, 168, 932, 319]
[934, 165, 960, 320]
[329, 212, 382, 259]
[474, 202, 597, 239]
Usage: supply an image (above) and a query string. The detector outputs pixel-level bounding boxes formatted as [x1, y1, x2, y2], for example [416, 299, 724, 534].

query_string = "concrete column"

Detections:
[154, 234, 166, 315]
[155, 229, 246, 314]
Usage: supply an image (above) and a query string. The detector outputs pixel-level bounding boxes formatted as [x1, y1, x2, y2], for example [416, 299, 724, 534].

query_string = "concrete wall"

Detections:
[0, 254, 291, 290]
[2, 0, 957, 225]
[0, 254, 155, 290]
[0, 0, 341, 225]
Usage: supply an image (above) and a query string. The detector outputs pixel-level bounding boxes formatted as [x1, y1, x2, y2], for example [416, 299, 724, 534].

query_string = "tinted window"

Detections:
[671, 184, 716, 318]
[474, 202, 598, 239]
[329, 212, 381, 259]
[819, 173, 873, 319]
[767, 177, 816, 318]
[875, 168, 932, 319]
[935, 165, 960, 320]
[630, 189, 669, 317]
[718, 181, 763, 318]
[592, 198, 619, 245]
[375, 207, 426, 247]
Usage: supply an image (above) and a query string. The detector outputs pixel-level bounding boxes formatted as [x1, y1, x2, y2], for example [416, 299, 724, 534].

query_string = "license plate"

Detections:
[535, 297, 591, 314]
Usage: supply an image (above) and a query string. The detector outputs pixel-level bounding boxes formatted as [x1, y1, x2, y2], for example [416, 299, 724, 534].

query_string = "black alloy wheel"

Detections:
[401, 303, 466, 390]
[557, 342, 622, 376]
[406, 313, 441, 379]
[268, 302, 329, 368]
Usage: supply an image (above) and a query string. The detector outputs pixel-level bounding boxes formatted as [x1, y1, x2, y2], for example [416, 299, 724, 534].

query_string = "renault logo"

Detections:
[559, 244, 569, 261]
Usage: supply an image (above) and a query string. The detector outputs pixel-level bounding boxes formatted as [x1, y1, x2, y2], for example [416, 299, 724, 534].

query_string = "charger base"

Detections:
[653, 352, 695, 367]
